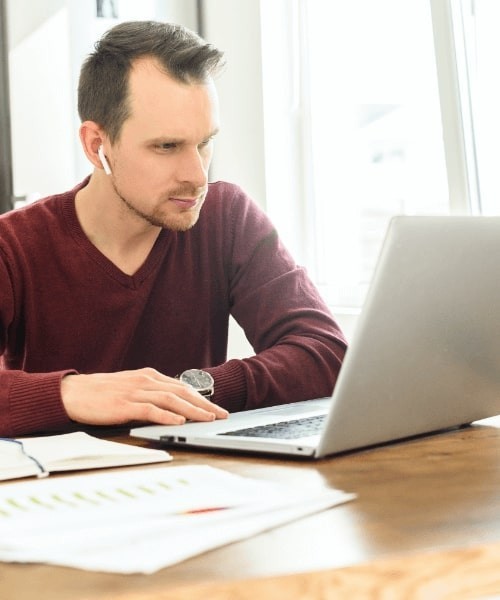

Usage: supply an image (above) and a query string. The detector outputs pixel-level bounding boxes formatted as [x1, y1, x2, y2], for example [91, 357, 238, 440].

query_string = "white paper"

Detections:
[0, 464, 354, 573]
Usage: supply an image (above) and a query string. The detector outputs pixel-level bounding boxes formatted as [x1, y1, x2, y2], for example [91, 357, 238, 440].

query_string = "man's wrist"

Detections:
[178, 369, 214, 399]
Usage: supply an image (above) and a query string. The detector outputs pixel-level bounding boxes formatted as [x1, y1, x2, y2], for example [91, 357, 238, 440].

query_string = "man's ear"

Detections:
[79, 121, 109, 172]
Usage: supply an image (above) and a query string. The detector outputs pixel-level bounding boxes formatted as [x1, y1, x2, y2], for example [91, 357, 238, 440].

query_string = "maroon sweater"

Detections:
[0, 179, 347, 436]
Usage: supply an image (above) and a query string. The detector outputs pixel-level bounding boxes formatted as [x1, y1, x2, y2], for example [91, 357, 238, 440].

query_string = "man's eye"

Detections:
[199, 138, 213, 148]
[158, 143, 176, 151]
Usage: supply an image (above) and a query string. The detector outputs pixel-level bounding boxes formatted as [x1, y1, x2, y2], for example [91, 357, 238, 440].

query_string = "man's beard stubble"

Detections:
[110, 177, 205, 232]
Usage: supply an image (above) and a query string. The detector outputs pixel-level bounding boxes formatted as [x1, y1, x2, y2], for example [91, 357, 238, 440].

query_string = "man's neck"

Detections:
[75, 173, 162, 276]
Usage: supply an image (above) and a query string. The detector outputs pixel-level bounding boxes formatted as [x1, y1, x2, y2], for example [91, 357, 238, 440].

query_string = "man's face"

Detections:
[105, 58, 220, 231]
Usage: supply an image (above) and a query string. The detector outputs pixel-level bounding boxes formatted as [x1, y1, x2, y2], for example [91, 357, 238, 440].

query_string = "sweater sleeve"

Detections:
[205, 185, 347, 413]
[0, 370, 75, 436]
[0, 246, 74, 436]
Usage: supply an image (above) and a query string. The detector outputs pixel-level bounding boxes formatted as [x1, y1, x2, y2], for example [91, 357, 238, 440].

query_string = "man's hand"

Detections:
[61, 368, 229, 426]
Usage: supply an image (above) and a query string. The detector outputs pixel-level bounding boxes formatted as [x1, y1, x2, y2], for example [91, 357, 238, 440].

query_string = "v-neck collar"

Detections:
[61, 179, 171, 290]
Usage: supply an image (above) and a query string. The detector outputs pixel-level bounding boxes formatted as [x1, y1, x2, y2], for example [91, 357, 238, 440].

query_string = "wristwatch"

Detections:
[179, 369, 215, 399]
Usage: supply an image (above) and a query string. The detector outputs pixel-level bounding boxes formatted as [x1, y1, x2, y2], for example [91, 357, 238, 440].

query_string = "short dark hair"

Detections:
[78, 21, 224, 142]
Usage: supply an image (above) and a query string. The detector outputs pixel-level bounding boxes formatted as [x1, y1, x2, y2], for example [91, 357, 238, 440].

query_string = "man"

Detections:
[0, 21, 347, 437]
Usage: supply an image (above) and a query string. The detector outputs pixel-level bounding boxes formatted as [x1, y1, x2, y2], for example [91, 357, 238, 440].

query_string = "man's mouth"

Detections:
[169, 197, 199, 209]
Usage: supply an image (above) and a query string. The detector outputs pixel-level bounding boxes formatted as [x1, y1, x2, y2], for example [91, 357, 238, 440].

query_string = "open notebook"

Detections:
[131, 216, 500, 458]
[0, 431, 171, 481]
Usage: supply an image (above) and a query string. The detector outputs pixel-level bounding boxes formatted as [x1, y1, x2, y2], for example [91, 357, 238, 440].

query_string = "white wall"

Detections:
[202, 0, 267, 210]
[7, 1, 75, 199]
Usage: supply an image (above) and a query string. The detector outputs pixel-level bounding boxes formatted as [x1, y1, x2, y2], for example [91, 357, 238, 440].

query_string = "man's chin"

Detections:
[159, 212, 201, 232]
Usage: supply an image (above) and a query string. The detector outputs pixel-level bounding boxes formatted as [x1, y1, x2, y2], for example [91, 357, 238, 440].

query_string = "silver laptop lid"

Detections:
[316, 215, 500, 456]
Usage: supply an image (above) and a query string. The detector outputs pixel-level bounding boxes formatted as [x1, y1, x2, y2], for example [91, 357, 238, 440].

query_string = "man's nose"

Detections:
[176, 147, 209, 188]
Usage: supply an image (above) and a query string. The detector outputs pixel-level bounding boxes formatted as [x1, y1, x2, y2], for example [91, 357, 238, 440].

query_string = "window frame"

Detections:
[259, 0, 478, 320]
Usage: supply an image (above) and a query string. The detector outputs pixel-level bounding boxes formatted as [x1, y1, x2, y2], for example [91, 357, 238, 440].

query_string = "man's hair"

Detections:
[78, 21, 224, 142]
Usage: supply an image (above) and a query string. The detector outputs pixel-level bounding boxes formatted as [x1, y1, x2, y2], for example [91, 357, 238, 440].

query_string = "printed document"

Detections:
[0, 464, 354, 573]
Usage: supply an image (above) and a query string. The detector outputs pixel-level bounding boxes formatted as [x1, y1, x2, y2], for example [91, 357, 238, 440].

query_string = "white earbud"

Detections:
[98, 145, 112, 175]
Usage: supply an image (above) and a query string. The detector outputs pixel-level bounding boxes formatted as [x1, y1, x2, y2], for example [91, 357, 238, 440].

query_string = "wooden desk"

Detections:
[3, 417, 500, 599]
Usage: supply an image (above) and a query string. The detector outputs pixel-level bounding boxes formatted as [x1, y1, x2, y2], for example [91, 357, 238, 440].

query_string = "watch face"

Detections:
[181, 369, 214, 392]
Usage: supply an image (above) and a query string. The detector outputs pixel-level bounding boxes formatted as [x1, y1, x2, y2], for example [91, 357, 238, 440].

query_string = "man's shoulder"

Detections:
[205, 181, 265, 217]
[0, 193, 65, 230]
[206, 180, 245, 202]
[0, 190, 75, 258]
[199, 181, 274, 243]
[0, 179, 85, 233]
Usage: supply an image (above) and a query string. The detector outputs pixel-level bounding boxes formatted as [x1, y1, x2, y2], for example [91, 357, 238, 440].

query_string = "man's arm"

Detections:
[0, 368, 227, 438]
[0, 255, 227, 437]
[0, 370, 75, 437]
[200, 184, 348, 413]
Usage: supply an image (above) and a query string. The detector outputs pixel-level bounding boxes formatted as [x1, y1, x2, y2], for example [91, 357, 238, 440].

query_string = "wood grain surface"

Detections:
[2, 417, 500, 600]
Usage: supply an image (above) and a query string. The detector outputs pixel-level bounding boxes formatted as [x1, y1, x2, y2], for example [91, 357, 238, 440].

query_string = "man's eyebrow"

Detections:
[149, 129, 220, 145]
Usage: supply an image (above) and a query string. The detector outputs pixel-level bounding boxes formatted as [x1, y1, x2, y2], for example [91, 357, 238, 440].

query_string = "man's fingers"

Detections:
[169, 385, 229, 418]
[126, 402, 187, 426]
[131, 368, 228, 419]
[137, 390, 219, 422]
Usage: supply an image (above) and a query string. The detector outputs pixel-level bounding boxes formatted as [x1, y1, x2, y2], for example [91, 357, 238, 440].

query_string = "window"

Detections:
[456, 0, 500, 215]
[261, 0, 450, 312]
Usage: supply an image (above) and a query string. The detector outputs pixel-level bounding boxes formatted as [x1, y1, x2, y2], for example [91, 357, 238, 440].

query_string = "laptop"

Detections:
[131, 216, 500, 458]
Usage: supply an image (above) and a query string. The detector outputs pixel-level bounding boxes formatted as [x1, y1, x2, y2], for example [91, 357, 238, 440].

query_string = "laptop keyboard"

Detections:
[219, 414, 327, 440]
